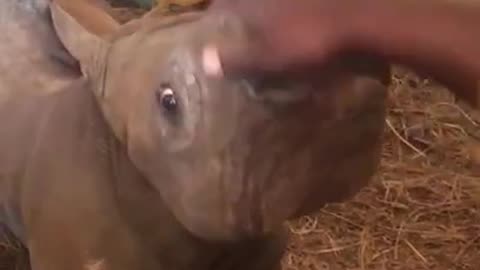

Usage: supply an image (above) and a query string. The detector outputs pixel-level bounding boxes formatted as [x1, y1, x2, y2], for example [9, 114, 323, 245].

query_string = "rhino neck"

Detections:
[0, 0, 80, 101]
[0, 77, 115, 242]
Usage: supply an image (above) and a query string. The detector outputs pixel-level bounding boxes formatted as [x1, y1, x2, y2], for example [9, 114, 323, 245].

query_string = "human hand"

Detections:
[203, 0, 362, 78]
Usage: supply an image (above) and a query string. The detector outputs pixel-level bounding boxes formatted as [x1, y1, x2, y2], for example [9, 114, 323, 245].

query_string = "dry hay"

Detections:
[1, 3, 480, 270]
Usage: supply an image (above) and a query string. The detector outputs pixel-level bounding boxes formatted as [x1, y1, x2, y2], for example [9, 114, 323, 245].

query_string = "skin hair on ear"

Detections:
[51, 0, 120, 36]
[49, 1, 112, 76]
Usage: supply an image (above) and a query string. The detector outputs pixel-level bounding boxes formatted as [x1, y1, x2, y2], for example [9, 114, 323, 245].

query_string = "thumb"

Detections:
[203, 36, 290, 80]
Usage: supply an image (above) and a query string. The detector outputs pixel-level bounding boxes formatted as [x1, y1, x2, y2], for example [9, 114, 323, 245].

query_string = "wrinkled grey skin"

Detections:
[0, 1, 389, 270]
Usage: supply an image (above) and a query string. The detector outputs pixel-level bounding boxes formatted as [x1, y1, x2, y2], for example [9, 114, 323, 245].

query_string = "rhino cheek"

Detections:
[154, 156, 243, 241]
[125, 129, 235, 241]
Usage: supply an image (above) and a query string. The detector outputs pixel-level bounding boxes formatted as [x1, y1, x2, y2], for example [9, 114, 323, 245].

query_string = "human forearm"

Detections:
[209, 0, 480, 107]
[351, 0, 480, 106]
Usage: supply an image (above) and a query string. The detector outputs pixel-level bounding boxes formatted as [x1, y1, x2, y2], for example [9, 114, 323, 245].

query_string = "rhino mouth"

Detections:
[242, 77, 314, 106]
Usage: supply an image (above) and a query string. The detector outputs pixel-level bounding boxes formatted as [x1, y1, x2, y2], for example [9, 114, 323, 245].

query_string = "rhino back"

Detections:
[0, 0, 81, 104]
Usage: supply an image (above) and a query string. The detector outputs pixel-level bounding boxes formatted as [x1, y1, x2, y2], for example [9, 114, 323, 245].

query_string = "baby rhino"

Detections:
[0, 1, 389, 269]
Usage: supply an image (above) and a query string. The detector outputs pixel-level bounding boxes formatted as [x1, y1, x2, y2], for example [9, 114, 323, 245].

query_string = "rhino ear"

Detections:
[49, 0, 120, 78]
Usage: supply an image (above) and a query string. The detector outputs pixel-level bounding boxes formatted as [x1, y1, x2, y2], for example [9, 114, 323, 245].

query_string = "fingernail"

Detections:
[202, 44, 224, 78]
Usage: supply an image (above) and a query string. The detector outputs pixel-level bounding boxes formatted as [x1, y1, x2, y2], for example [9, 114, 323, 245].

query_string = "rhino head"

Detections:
[49, 1, 388, 241]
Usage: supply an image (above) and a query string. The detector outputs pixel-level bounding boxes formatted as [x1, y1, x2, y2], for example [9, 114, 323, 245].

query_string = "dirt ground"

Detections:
[1, 2, 479, 270]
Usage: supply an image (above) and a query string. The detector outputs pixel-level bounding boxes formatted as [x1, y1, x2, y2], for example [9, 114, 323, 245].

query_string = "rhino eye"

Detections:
[157, 83, 178, 112]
